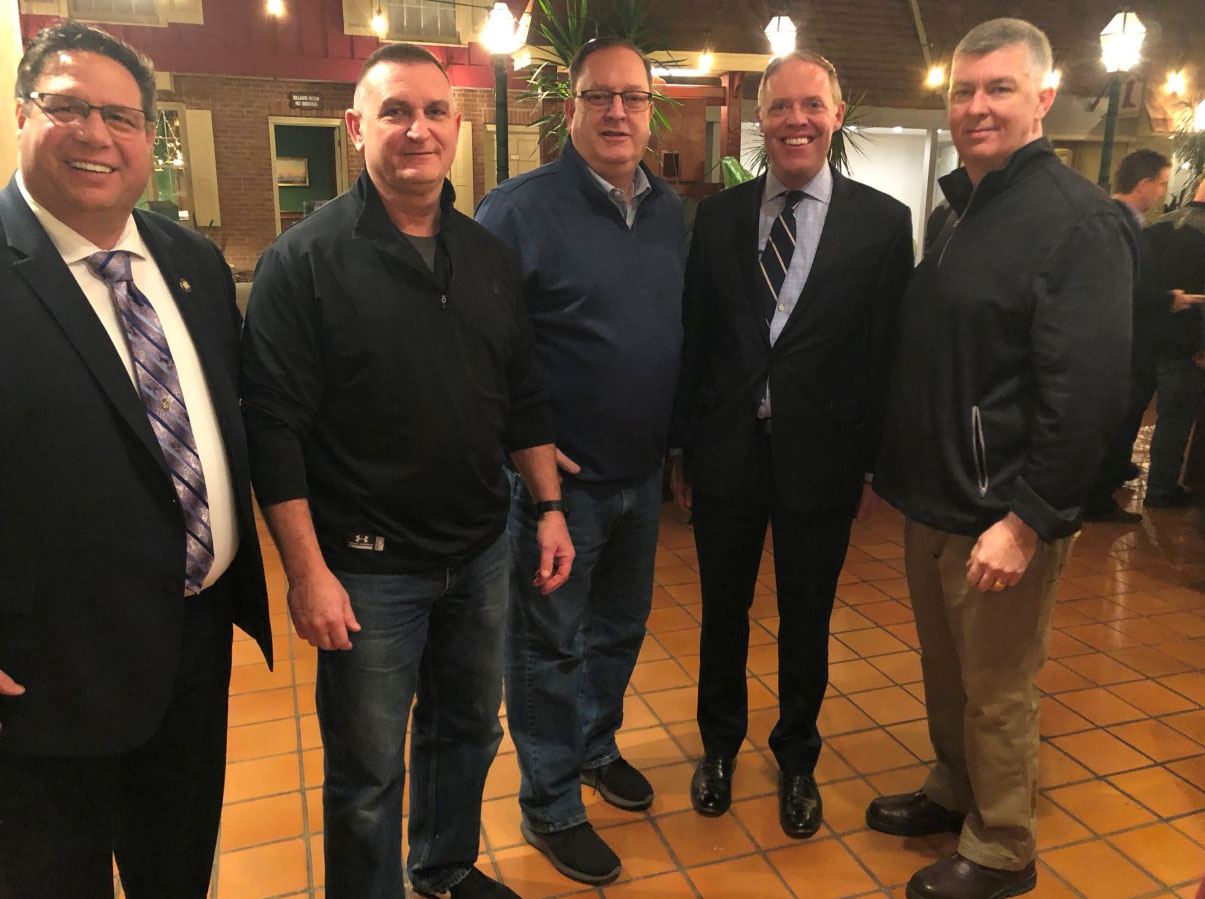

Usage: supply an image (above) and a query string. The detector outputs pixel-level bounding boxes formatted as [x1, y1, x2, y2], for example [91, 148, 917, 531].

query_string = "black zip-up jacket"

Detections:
[1139, 201, 1205, 359]
[875, 138, 1134, 542]
[241, 171, 554, 572]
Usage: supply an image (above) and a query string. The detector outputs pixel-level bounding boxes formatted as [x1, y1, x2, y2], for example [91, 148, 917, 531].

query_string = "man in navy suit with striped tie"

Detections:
[0, 22, 271, 899]
[669, 50, 913, 840]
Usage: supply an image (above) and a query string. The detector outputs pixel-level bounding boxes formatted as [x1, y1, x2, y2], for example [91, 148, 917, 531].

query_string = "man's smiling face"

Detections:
[347, 59, 461, 199]
[756, 58, 845, 189]
[17, 50, 154, 243]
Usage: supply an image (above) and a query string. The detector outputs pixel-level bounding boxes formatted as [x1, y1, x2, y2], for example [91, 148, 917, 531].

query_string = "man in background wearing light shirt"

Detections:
[0, 22, 270, 899]
[669, 50, 912, 840]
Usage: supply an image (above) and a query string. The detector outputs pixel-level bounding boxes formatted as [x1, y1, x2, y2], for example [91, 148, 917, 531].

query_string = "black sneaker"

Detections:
[520, 821, 621, 885]
[580, 756, 654, 810]
[412, 866, 521, 899]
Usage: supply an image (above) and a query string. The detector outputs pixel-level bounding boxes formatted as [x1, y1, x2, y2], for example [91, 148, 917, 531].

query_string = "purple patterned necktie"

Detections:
[87, 249, 214, 595]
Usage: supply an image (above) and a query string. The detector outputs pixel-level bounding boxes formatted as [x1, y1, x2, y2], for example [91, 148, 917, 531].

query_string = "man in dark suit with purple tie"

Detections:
[0, 22, 270, 899]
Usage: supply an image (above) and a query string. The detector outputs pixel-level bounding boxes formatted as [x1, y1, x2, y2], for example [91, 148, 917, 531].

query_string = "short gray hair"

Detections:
[953, 18, 1052, 82]
[758, 50, 843, 110]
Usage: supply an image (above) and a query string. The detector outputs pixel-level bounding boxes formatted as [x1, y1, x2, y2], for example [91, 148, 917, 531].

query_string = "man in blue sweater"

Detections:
[476, 37, 684, 886]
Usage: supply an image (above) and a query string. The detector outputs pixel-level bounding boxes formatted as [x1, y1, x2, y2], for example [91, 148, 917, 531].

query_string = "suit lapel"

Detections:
[735, 175, 771, 345]
[778, 167, 856, 342]
[0, 179, 170, 482]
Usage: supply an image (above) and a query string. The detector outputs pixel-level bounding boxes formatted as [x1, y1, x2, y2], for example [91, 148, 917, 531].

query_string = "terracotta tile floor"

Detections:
[183, 443, 1205, 899]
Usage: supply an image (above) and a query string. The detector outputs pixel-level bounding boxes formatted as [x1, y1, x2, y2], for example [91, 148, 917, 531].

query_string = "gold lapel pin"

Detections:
[179, 278, 192, 292]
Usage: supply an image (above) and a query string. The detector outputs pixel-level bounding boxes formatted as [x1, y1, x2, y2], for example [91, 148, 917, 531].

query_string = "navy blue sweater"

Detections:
[476, 139, 685, 483]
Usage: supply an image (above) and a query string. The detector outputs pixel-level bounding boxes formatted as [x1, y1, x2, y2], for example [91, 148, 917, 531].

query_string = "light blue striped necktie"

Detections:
[87, 249, 214, 595]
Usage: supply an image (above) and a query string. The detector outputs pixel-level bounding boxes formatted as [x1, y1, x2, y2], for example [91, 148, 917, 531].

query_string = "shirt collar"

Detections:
[17, 170, 144, 265]
[763, 164, 833, 207]
[585, 163, 652, 203]
[1117, 198, 1144, 229]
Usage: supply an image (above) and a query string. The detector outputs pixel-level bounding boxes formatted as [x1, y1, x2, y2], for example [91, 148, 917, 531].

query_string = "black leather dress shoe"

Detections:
[690, 754, 734, 816]
[906, 854, 1036, 899]
[779, 773, 822, 839]
[866, 790, 965, 836]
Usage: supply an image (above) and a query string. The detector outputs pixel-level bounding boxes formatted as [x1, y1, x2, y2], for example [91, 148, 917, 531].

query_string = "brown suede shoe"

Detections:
[866, 790, 966, 836]
[906, 854, 1036, 899]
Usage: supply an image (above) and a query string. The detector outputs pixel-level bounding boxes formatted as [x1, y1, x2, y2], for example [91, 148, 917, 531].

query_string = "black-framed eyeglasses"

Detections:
[576, 90, 654, 111]
[24, 92, 149, 135]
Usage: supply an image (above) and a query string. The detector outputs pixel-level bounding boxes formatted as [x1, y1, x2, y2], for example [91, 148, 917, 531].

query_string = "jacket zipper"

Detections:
[937, 183, 979, 268]
[971, 405, 989, 497]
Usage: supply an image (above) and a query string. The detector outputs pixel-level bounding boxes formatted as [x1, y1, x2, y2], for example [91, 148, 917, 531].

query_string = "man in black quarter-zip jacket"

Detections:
[241, 43, 571, 899]
[870, 18, 1133, 899]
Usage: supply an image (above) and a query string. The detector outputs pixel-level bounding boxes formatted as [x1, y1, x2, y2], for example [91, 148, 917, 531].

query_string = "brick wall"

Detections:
[651, 97, 710, 184]
[163, 75, 360, 274]
[163, 76, 535, 274]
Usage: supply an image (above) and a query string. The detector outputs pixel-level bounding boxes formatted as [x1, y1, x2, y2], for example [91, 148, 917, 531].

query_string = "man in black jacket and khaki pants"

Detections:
[871, 18, 1133, 899]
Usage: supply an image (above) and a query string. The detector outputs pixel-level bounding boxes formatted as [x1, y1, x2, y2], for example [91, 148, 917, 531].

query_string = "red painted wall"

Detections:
[19, 0, 520, 88]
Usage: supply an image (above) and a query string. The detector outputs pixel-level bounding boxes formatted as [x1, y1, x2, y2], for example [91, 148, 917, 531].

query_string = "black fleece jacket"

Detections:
[241, 172, 553, 572]
[875, 138, 1134, 542]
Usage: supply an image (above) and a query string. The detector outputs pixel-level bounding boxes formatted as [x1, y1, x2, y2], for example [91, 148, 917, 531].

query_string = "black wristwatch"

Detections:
[535, 499, 565, 517]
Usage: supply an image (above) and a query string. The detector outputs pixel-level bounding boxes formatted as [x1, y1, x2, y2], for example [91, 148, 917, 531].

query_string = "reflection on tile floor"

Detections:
[201, 458, 1205, 899]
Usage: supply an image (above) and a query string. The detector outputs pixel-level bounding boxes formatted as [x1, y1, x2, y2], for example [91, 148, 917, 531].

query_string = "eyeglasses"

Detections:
[576, 90, 654, 112]
[24, 92, 148, 135]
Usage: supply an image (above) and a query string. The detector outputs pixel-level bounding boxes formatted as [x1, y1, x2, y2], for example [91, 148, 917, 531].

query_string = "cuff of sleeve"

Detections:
[505, 405, 555, 453]
[1005, 476, 1079, 542]
[245, 421, 310, 507]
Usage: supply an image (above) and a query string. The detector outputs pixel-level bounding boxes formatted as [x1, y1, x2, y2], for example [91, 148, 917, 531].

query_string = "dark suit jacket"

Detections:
[670, 167, 914, 512]
[0, 177, 271, 757]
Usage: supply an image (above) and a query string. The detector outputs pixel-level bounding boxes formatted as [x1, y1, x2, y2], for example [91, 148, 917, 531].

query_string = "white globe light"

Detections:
[1100, 11, 1146, 74]
[482, 2, 521, 55]
[765, 16, 796, 58]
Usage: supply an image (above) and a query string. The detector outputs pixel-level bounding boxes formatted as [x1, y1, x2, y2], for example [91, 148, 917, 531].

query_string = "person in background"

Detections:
[1084, 147, 1171, 523]
[1136, 176, 1205, 509]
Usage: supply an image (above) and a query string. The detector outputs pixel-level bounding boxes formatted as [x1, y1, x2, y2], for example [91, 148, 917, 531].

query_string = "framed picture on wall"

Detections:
[277, 157, 309, 187]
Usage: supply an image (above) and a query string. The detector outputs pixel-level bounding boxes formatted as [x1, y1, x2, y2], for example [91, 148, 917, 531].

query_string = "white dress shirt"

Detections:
[18, 173, 238, 591]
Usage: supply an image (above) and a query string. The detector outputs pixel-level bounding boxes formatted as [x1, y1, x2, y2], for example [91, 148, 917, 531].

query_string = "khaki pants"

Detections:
[904, 517, 1075, 870]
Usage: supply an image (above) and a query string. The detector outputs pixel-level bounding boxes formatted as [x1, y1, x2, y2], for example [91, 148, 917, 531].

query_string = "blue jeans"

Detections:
[318, 533, 509, 899]
[1148, 358, 1205, 496]
[506, 466, 662, 833]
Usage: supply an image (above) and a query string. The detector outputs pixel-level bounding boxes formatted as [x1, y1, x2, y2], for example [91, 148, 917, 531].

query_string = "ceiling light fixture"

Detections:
[371, 4, 387, 36]
[925, 65, 944, 88]
[765, 15, 796, 58]
[267, 0, 284, 16]
[1100, 10, 1146, 74]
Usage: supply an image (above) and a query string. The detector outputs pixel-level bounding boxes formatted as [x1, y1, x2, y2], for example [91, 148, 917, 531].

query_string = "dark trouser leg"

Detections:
[691, 434, 773, 761]
[767, 505, 853, 774]
[692, 492, 769, 760]
[1148, 358, 1205, 496]
[115, 587, 234, 899]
